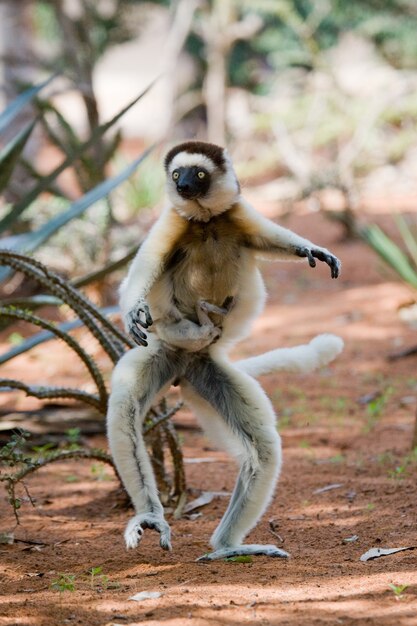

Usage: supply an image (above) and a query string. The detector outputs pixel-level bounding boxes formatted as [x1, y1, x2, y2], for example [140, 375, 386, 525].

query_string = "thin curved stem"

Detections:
[0, 251, 124, 361]
[0, 378, 101, 411]
[0, 306, 107, 410]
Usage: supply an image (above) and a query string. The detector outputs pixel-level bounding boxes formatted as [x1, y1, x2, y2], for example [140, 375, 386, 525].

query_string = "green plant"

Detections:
[388, 465, 407, 480]
[328, 454, 346, 465]
[89, 566, 104, 589]
[0, 77, 153, 286]
[90, 462, 112, 482]
[0, 251, 132, 412]
[364, 387, 393, 431]
[388, 583, 408, 599]
[225, 555, 253, 563]
[0, 261, 186, 522]
[89, 566, 102, 585]
[387, 447, 417, 479]
[66, 428, 82, 447]
[31, 442, 56, 455]
[0, 432, 115, 523]
[362, 216, 417, 290]
[51, 573, 76, 592]
[362, 217, 417, 449]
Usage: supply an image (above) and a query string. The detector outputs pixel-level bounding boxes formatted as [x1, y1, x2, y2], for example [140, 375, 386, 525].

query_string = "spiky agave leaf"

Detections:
[0, 75, 55, 135]
[0, 121, 37, 192]
[362, 224, 417, 290]
[0, 79, 156, 233]
[0, 146, 153, 282]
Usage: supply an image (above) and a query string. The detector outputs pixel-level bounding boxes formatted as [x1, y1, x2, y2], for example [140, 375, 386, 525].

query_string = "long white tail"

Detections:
[236, 334, 344, 378]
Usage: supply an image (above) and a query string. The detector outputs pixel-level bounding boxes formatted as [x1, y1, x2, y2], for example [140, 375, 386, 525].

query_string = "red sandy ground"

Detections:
[0, 211, 416, 626]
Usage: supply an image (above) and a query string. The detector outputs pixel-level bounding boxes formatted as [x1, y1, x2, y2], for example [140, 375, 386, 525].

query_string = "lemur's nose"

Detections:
[177, 183, 190, 193]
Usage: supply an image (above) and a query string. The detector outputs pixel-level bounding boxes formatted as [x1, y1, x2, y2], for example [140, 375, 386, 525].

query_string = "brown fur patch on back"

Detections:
[164, 141, 226, 172]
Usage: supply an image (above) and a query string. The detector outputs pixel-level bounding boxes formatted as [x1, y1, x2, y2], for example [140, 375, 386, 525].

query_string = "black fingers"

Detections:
[134, 303, 153, 329]
[306, 249, 316, 268]
[329, 255, 341, 279]
[296, 246, 341, 279]
[311, 249, 341, 279]
[128, 302, 154, 346]
[127, 311, 148, 346]
[129, 323, 148, 347]
[296, 246, 316, 268]
[144, 304, 153, 327]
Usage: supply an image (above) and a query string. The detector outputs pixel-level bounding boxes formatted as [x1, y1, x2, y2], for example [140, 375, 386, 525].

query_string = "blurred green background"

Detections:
[1, 0, 417, 298]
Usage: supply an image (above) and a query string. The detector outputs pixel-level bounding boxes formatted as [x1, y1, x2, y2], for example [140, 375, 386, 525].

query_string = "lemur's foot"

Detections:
[124, 513, 172, 551]
[199, 300, 228, 316]
[199, 296, 235, 317]
[196, 544, 290, 562]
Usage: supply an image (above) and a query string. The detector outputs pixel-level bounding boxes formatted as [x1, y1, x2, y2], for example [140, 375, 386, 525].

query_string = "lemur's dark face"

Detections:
[164, 140, 240, 221]
[171, 166, 211, 199]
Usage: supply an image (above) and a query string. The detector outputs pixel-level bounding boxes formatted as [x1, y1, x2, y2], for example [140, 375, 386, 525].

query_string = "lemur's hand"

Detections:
[296, 247, 341, 279]
[127, 300, 153, 347]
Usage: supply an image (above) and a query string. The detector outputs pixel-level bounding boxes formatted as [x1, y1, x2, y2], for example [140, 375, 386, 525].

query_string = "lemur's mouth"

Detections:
[177, 188, 201, 200]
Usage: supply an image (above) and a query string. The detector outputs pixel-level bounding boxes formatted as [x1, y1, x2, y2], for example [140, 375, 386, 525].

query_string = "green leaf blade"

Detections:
[362, 224, 417, 290]
[0, 120, 37, 192]
[0, 75, 55, 135]
[0, 80, 156, 232]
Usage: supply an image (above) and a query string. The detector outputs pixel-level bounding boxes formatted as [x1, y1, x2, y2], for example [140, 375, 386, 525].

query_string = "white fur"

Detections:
[109, 142, 343, 558]
[169, 152, 217, 173]
[181, 362, 281, 550]
[237, 334, 344, 377]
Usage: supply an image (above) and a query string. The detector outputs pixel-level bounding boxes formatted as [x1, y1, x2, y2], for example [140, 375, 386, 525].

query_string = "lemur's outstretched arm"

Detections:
[234, 199, 341, 279]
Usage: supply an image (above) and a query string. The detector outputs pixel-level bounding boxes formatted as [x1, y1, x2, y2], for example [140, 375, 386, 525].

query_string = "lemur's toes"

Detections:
[197, 544, 290, 562]
[124, 518, 144, 550]
[159, 531, 172, 551]
[124, 514, 172, 551]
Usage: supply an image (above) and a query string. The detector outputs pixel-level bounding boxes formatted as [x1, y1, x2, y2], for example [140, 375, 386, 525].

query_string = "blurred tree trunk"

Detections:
[0, 0, 34, 115]
[199, 0, 261, 145]
[165, 0, 200, 132]
[0, 0, 38, 202]
[202, 0, 232, 146]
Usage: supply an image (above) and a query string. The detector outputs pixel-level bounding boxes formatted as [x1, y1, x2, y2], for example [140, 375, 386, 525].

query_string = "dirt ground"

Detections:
[1, 210, 417, 626]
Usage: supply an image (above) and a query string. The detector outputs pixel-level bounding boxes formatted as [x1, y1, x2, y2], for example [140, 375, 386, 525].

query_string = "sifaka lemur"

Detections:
[107, 140, 343, 561]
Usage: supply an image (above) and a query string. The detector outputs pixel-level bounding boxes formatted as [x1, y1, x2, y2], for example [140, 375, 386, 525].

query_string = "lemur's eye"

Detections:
[172, 170, 179, 181]
[197, 171, 206, 179]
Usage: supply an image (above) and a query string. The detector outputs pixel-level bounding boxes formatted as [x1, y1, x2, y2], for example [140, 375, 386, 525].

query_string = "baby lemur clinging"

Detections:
[154, 295, 234, 352]
[108, 140, 342, 561]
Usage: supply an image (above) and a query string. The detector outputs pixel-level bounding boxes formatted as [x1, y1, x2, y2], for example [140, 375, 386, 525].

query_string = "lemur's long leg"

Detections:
[181, 354, 289, 561]
[107, 334, 185, 550]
